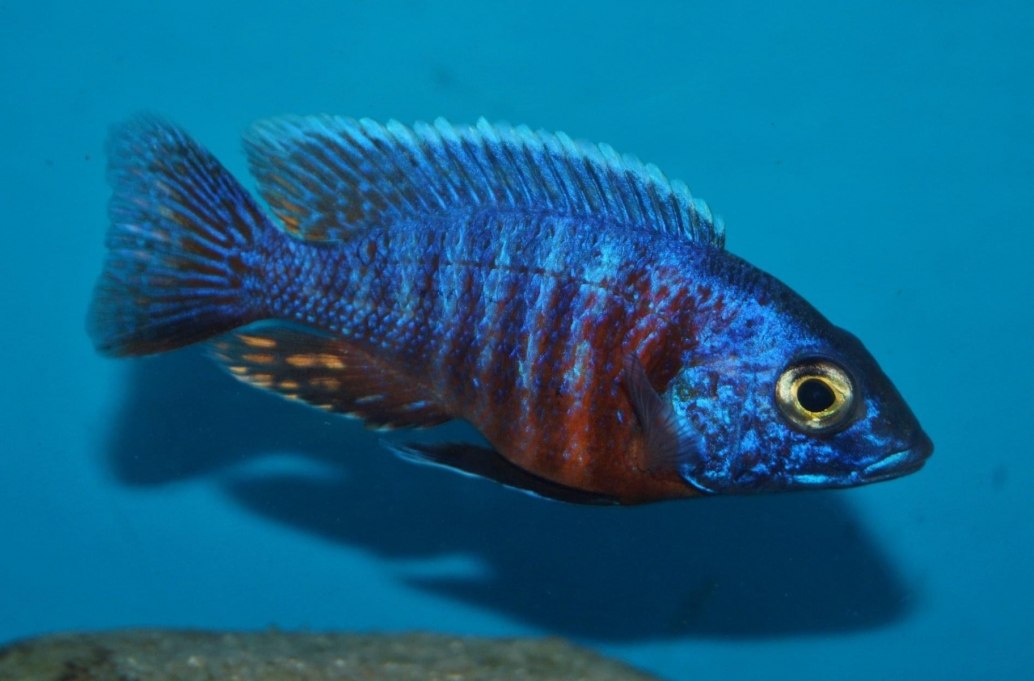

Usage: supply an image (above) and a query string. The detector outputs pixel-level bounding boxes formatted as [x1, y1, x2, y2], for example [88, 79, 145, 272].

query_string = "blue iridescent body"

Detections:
[88, 115, 932, 504]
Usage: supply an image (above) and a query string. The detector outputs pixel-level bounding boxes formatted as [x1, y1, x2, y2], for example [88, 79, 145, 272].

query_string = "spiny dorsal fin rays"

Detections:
[244, 115, 725, 247]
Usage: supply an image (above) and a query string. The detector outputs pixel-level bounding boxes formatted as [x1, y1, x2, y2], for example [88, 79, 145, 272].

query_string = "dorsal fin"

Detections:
[209, 325, 451, 430]
[244, 116, 724, 246]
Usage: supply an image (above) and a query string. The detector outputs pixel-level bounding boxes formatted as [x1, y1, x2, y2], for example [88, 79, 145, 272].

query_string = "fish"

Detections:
[87, 114, 932, 505]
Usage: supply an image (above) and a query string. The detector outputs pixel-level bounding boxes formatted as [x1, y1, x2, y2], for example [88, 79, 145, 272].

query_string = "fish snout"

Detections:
[862, 429, 933, 481]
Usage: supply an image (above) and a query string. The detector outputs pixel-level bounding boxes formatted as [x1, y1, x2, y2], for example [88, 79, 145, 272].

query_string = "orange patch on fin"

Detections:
[209, 325, 450, 429]
[285, 353, 345, 369]
[285, 354, 317, 368]
[238, 334, 277, 349]
[310, 376, 342, 391]
[242, 353, 275, 364]
[248, 373, 275, 388]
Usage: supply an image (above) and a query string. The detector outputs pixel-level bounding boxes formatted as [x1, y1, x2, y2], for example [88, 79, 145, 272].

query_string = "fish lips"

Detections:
[783, 429, 933, 490]
[860, 430, 934, 482]
[683, 430, 934, 493]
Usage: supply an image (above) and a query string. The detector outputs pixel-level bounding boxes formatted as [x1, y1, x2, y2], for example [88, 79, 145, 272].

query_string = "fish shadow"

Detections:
[105, 347, 917, 642]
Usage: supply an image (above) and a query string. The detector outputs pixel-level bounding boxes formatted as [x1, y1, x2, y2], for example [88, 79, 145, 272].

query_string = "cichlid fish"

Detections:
[88, 115, 932, 505]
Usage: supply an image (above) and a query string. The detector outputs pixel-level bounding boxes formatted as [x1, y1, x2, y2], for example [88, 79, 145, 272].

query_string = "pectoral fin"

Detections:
[390, 442, 620, 505]
[622, 355, 713, 493]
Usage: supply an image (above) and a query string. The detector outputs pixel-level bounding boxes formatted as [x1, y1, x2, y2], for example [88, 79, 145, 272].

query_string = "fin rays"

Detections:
[88, 115, 273, 356]
[244, 116, 724, 246]
[391, 442, 620, 505]
[210, 325, 451, 429]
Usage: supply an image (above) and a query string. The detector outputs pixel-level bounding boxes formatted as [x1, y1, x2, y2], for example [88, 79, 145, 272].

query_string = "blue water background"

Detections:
[1, 2, 1031, 678]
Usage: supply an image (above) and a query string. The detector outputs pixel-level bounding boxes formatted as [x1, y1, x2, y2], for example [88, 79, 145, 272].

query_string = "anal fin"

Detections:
[210, 324, 450, 429]
[391, 442, 620, 505]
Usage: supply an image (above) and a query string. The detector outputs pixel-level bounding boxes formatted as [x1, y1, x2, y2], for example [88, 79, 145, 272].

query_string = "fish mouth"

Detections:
[862, 430, 933, 482]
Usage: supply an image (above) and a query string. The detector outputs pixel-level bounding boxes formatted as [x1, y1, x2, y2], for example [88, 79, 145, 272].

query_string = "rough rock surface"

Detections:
[0, 629, 660, 680]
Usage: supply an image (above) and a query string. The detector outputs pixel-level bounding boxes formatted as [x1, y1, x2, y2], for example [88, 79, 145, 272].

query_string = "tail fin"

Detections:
[88, 115, 273, 356]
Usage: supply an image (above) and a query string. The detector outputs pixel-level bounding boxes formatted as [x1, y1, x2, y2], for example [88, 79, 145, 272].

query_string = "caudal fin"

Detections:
[88, 115, 273, 356]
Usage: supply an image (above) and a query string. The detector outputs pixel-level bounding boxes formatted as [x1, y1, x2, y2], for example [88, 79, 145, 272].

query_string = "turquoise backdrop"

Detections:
[1, 2, 1031, 678]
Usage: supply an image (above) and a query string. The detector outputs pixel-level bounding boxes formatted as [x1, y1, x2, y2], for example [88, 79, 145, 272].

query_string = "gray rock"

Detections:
[0, 629, 661, 680]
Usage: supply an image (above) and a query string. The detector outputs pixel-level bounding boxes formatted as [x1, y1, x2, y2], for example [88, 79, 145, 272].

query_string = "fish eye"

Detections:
[775, 358, 857, 433]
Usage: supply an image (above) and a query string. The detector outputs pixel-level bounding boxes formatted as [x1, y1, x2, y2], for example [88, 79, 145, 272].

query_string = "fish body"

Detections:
[88, 115, 932, 504]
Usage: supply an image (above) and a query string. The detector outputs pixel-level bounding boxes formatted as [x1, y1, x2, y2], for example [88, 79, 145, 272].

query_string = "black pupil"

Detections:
[797, 378, 836, 413]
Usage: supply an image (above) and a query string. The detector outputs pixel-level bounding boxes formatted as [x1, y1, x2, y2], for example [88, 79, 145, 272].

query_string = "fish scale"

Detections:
[87, 114, 931, 504]
[262, 207, 694, 487]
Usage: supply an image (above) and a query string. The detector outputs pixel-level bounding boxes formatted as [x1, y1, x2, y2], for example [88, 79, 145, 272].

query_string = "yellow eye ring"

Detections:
[775, 359, 857, 433]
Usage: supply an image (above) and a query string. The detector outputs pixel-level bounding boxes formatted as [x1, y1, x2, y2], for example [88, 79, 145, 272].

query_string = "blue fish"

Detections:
[88, 115, 932, 504]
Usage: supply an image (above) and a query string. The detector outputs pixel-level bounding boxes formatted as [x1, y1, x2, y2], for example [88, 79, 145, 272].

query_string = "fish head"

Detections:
[665, 284, 932, 495]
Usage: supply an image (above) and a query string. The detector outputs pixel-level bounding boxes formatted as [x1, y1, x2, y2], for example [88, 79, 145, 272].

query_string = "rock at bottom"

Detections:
[0, 629, 660, 681]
